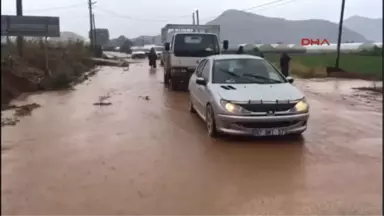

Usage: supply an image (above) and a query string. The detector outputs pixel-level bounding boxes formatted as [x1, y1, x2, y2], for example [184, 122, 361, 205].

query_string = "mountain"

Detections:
[206, 9, 369, 44]
[110, 10, 373, 46]
[344, 15, 382, 42]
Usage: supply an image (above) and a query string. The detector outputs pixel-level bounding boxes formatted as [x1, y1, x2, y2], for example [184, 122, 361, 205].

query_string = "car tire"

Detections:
[189, 95, 196, 113]
[206, 104, 218, 138]
[286, 133, 303, 140]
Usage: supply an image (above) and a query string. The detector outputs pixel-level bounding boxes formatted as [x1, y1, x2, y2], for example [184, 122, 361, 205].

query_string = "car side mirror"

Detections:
[286, 76, 294, 83]
[223, 40, 229, 50]
[164, 42, 170, 51]
[196, 77, 207, 86]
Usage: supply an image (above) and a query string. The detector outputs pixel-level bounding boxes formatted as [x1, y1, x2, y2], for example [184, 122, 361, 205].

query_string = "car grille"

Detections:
[238, 103, 296, 112]
[236, 120, 300, 129]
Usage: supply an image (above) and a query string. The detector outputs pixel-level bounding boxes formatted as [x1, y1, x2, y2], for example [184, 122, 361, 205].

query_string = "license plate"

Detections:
[252, 128, 286, 136]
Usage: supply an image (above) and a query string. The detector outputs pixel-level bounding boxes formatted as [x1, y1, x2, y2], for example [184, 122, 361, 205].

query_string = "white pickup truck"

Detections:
[161, 24, 228, 91]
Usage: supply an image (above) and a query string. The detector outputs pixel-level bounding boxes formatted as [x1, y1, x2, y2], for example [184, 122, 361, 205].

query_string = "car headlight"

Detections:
[292, 98, 309, 112]
[220, 100, 250, 114]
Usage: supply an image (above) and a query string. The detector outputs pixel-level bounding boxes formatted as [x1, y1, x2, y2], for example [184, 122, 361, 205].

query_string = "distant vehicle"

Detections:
[161, 24, 228, 91]
[154, 46, 164, 61]
[188, 54, 309, 138]
[131, 48, 147, 59]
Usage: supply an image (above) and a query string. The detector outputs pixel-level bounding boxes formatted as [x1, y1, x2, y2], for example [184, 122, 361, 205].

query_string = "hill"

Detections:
[206, 9, 368, 44]
[115, 10, 372, 46]
[344, 15, 382, 42]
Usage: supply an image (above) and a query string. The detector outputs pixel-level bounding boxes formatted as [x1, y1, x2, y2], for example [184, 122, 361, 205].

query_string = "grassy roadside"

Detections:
[1, 40, 95, 108]
[264, 53, 383, 79]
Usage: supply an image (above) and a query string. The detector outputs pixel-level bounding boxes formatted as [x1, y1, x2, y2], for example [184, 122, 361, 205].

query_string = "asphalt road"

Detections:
[2, 61, 382, 215]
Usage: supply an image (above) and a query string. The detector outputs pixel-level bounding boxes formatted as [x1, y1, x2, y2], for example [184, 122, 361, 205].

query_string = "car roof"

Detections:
[206, 54, 264, 61]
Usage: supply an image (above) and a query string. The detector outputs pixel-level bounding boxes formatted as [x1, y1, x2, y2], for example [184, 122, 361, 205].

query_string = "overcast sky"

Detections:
[1, 0, 382, 38]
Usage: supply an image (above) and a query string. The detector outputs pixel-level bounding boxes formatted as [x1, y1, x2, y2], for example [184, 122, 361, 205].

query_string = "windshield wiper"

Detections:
[243, 73, 282, 83]
[218, 68, 241, 77]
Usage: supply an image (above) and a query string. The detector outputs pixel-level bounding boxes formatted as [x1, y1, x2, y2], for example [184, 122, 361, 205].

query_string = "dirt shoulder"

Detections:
[294, 77, 382, 112]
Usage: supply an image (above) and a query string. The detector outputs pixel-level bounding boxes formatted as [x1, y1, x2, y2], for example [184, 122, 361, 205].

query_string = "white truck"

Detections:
[161, 24, 228, 90]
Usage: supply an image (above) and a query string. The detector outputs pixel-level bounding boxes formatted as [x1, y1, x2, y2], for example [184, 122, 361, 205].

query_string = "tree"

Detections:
[120, 39, 134, 53]
[89, 28, 110, 47]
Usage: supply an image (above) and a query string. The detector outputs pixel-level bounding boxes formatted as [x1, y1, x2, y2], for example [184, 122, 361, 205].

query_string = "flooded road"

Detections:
[2, 62, 382, 215]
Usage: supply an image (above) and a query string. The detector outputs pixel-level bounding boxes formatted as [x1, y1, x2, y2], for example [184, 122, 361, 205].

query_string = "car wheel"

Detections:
[206, 104, 218, 137]
[287, 132, 303, 139]
[189, 95, 196, 113]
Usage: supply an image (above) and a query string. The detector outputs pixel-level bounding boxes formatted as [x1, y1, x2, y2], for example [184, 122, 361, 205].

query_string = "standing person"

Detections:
[280, 52, 291, 77]
[148, 48, 157, 69]
[236, 46, 244, 54]
[149, 48, 158, 68]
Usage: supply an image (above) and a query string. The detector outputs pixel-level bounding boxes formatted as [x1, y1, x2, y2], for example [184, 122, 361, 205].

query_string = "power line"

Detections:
[93, 6, 191, 22]
[23, 2, 87, 13]
[242, 0, 290, 11]
[200, 0, 301, 23]
[256, 0, 301, 12]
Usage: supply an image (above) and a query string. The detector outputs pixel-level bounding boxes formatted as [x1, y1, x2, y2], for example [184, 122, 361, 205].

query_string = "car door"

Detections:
[196, 60, 211, 115]
[190, 59, 207, 113]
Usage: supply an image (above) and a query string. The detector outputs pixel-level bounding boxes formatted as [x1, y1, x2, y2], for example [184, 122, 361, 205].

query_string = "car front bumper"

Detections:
[215, 112, 309, 136]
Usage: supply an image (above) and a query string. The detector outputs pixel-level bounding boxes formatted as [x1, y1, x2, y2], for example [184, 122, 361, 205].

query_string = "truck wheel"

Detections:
[164, 70, 170, 85]
[169, 77, 178, 91]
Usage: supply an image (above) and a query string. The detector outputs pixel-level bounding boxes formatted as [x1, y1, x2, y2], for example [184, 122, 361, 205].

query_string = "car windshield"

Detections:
[212, 58, 286, 84]
[174, 34, 220, 57]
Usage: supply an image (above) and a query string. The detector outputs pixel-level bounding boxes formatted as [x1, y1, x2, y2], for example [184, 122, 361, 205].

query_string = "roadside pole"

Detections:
[335, 0, 346, 69]
[16, 0, 23, 56]
[196, 10, 200, 32]
[88, 0, 94, 53]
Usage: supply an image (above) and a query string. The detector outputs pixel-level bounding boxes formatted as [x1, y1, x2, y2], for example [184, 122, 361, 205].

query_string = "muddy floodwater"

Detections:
[1, 61, 382, 215]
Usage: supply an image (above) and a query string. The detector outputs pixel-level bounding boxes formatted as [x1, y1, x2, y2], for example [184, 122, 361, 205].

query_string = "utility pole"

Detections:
[88, 0, 94, 51]
[196, 10, 200, 25]
[16, 0, 23, 56]
[92, 13, 97, 47]
[196, 10, 200, 32]
[335, 0, 346, 69]
[192, 12, 196, 32]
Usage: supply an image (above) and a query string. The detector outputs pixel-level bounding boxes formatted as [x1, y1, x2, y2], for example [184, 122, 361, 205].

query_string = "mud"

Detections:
[1, 61, 382, 215]
[295, 78, 383, 112]
[13, 103, 41, 117]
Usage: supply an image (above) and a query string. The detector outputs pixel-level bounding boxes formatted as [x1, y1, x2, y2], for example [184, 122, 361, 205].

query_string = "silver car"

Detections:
[188, 54, 309, 137]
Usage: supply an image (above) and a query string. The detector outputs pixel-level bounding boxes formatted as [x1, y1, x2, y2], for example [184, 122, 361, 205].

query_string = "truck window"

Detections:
[202, 60, 211, 81]
[195, 59, 207, 77]
[170, 36, 175, 50]
[173, 34, 219, 57]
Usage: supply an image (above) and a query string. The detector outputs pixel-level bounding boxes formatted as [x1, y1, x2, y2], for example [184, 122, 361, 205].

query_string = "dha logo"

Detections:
[301, 38, 330, 46]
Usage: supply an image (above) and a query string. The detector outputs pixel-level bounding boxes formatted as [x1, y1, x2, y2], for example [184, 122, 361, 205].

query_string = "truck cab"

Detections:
[161, 24, 228, 91]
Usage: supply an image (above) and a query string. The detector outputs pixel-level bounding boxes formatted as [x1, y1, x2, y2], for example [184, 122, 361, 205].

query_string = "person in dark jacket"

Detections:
[236, 46, 244, 54]
[280, 52, 291, 77]
[148, 48, 157, 68]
